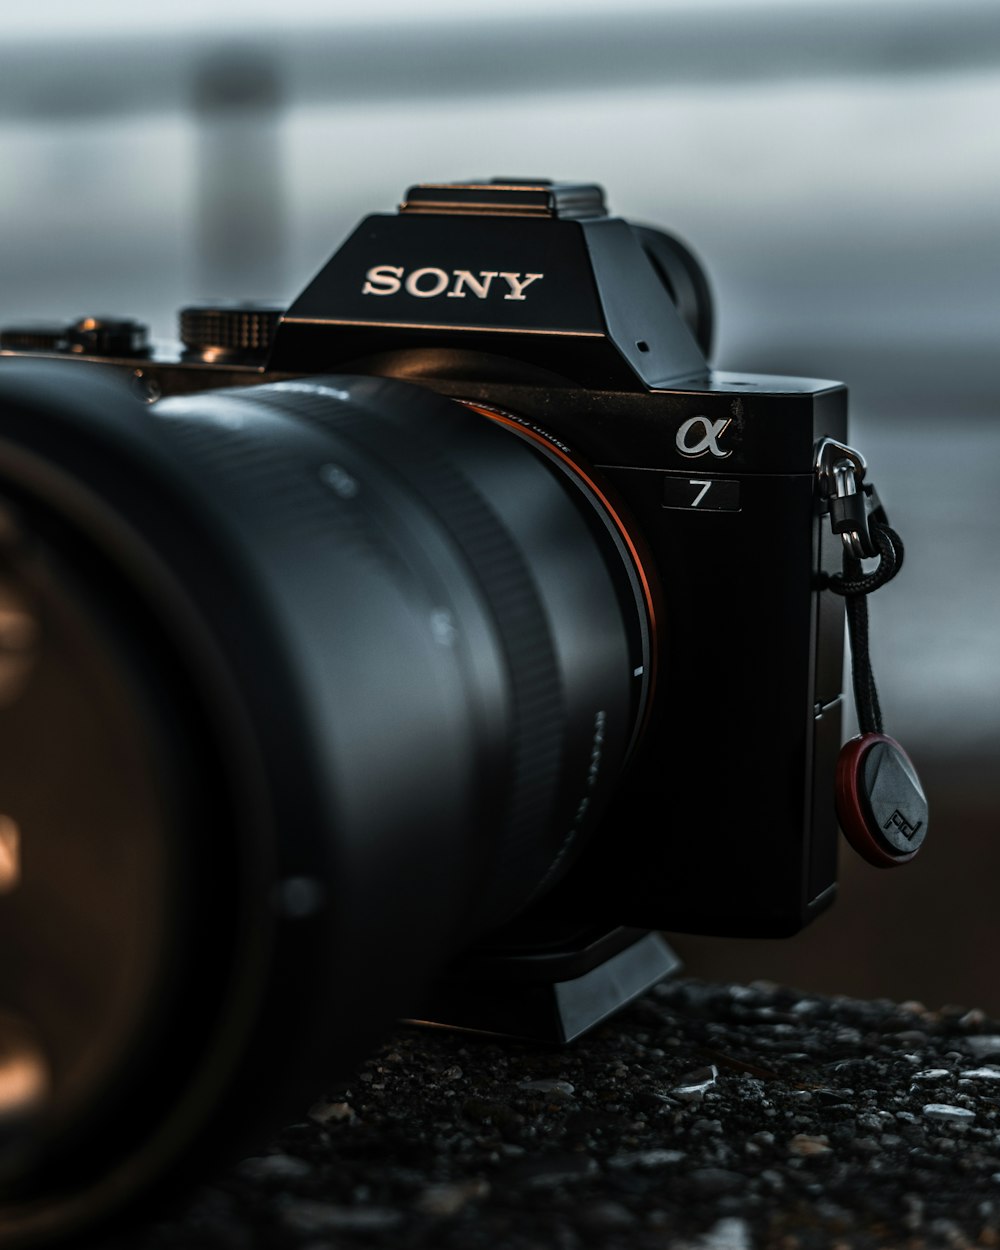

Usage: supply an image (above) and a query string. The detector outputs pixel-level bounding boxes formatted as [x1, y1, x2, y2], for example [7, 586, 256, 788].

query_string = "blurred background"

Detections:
[1, 0, 997, 1011]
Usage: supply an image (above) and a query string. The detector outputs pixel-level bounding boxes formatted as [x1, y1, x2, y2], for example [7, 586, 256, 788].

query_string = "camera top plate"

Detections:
[268, 180, 708, 390]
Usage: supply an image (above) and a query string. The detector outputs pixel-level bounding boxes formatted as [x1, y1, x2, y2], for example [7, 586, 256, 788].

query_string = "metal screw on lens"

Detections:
[318, 463, 360, 499]
[131, 369, 162, 405]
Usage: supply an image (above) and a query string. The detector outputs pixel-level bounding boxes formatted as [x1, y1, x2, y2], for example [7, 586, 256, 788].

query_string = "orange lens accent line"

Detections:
[461, 402, 659, 702]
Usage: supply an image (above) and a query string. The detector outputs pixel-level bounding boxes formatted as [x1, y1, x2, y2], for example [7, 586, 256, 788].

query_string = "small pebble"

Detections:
[415, 1179, 489, 1217]
[789, 1134, 832, 1157]
[236, 1154, 313, 1184]
[512, 1154, 598, 1188]
[672, 1065, 719, 1101]
[517, 1079, 575, 1096]
[308, 1100, 355, 1124]
[965, 1038, 1000, 1060]
[280, 1200, 404, 1234]
[607, 1148, 685, 1170]
[581, 1200, 636, 1230]
[688, 1168, 747, 1195]
[695, 1216, 753, 1250]
[923, 1104, 976, 1123]
[960, 1009, 988, 1030]
[692, 1120, 723, 1138]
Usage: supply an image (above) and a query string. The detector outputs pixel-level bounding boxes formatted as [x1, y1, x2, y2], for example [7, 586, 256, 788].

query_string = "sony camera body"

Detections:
[2, 179, 847, 940]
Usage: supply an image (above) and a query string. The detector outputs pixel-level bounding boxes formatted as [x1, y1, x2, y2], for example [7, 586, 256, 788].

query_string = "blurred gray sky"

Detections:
[0, 0, 972, 39]
[0, 3, 994, 327]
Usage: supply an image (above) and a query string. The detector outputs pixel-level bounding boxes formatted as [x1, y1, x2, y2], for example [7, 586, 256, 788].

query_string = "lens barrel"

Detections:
[0, 363, 651, 1243]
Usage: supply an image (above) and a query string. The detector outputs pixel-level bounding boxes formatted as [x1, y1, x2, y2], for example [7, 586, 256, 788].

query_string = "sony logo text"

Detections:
[362, 266, 544, 302]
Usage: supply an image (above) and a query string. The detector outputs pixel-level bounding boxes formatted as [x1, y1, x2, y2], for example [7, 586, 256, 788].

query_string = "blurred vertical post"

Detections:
[191, 51, 287, 304]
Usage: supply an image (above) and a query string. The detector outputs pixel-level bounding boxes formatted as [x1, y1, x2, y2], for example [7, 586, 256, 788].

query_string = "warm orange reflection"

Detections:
[0, 1016, 48, 1120]
[0, 815, 20, 894]
[0, 580, 39, 708]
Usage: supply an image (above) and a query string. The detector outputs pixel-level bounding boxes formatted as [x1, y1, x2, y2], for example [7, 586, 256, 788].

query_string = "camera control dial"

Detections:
[0, 322, 69, 353]
[0, 318, 151, 359]
[180, 302, 283, 363]
[66, 316, 150, 358]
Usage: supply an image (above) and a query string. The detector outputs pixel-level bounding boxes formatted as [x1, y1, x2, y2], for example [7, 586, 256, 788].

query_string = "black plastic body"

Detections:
[0, 181, 848, 939]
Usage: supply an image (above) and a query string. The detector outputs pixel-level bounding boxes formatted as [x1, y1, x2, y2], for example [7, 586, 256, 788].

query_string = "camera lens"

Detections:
[0, 362, 652, 1243]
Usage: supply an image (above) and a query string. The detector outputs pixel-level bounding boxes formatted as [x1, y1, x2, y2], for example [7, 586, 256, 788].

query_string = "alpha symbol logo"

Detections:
[676, 416, 732, 459]
[362, 265, 544, 302]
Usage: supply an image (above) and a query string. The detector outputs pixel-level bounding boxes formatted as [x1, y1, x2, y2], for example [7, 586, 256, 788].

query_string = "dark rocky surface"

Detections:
[107, 979, 1000, 1250]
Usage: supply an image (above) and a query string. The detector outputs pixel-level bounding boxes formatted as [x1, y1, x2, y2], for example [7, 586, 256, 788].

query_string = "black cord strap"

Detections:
[821, 489, 927, 869]
[831, 522, 904, 596]
[825, 521, 904, 737]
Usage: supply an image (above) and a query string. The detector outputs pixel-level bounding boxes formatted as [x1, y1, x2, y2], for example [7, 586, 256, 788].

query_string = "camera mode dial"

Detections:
[180, 303, 283, 363]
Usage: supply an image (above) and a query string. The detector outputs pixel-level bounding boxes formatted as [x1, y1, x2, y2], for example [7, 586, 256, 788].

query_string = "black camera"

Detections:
[0, 179, 885, 1244]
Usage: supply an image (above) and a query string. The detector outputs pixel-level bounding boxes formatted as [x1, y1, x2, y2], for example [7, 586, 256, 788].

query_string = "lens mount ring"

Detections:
[459, 400, 658, 755]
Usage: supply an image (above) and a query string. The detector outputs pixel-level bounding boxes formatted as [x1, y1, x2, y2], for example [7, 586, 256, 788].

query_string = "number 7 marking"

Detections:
[690, 479, 712, 507]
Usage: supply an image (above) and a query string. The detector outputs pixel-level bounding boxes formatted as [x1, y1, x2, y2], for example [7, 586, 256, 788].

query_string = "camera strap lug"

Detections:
[815, 437, 883, 560]
[816, 440, 928, 868]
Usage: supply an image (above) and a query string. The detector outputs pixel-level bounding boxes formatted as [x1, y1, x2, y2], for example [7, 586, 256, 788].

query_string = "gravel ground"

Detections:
[107, 979, 1000, 1250]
